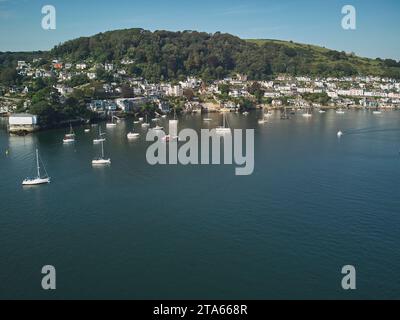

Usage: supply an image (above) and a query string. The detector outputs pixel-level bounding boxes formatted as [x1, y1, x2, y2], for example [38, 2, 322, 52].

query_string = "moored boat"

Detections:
[22, 149, 51, 186]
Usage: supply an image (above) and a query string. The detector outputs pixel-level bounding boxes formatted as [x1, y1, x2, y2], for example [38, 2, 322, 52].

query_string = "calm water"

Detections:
[0, 110, 399, 300]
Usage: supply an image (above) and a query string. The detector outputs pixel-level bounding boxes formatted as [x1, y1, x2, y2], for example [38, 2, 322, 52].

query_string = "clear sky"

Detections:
[0, 0, 399, 60]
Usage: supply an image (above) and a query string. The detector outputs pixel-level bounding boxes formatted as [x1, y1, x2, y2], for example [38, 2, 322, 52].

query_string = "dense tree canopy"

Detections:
[47, 29, 400, 81]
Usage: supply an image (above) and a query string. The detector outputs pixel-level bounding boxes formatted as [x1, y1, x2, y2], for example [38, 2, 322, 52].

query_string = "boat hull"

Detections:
[92, 159, 111, 165]
[127, 133, 140, 139]
[22, 178, 50, 186]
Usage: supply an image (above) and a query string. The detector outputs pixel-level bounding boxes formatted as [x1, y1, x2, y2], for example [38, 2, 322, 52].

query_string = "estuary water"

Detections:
[0, 110, 399, 299]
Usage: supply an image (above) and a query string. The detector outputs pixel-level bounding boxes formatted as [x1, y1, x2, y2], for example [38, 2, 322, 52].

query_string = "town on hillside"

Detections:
[1, 57, 400, 132]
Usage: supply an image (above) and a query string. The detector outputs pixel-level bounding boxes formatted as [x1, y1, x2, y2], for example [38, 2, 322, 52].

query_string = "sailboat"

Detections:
[22, 149, 51, 186]
[258, 108, 268, 124]
[93, 127, 106, 144]
[302, 106, 312, 118]
[106, 113, 117, 128]
[141, 115, 150, 128]
[373, 106, 382, 115]
[151, 125, 164, 131]
[92, 140, 111, 165]
[216, 113, 231, 134]
[280, 107, 290, 120]
[164, 109, 179, 142]
[63, 124, 75, 143]
[336, 108, 346, 114]
[127, 129, 140, 139]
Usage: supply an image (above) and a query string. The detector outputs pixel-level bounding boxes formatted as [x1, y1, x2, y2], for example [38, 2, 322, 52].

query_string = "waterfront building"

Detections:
[8, 113, 39, 133]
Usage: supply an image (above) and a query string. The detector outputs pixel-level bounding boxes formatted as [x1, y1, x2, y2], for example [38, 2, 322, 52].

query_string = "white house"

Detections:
[76, 63, 87, 70]
[87, 72, 97, 80]
[167, 85, 183, 97]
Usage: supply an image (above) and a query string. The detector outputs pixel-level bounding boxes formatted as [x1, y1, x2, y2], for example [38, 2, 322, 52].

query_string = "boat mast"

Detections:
[36, 149, 40, 178]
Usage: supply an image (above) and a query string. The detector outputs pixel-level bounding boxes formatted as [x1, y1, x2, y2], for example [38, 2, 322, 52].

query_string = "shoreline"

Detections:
[2, 106, 399, 136]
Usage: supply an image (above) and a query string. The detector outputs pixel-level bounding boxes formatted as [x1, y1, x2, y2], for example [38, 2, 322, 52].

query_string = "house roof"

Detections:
[10, 113, 36, 118]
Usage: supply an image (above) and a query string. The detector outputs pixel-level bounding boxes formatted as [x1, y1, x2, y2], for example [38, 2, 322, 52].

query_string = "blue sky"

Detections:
[0, 0, 399, 59]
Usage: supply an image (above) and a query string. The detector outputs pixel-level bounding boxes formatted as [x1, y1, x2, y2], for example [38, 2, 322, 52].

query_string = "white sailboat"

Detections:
[336, 108, 346, 114]
[92, 140, 111, 165]
[302, 106, 312, 118]
[127, 131, 140, 139]
[63, 124, 75, 143]
[258, 108, 268, 124]
[373, 107, 382, 115]
[93, 127, 106, 144]
[106, 113, 117, 128]
[151, 125, 164, 131]
[216, 113, 231, 134]
[141, 115, 150, 128]
[22, 149, 51, 186]
[165, 110, 179, 142]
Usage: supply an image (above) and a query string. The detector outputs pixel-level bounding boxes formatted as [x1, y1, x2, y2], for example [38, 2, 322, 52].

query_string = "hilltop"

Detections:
[1, 28, 400, 83]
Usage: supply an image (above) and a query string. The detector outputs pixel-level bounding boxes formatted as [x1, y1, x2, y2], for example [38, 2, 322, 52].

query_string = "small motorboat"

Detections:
[127, 132, 140, 139]
[92, 158, 111, 165]
[63, 136, 75, 144]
